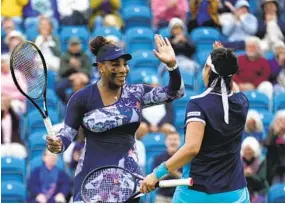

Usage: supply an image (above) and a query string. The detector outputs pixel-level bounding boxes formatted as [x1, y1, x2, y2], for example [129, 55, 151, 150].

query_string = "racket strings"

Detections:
[82, 168, 136, 203]
[12, 42, 45, 99]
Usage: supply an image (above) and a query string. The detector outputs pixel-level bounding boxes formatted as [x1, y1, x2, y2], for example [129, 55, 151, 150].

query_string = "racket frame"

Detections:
[10, 41, 55, 137]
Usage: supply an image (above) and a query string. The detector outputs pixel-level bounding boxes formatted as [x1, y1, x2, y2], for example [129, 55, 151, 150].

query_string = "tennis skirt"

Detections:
[172, 186, 250, 203]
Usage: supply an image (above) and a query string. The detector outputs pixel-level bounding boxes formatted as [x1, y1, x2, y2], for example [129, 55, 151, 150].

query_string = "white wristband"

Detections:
[166, 63, 178, 71]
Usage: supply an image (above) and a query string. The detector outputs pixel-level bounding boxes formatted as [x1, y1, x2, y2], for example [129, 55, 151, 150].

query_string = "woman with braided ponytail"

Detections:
[141, 42, 250, 203]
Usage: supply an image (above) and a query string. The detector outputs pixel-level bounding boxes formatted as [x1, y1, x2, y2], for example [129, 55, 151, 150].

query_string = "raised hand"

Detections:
[153, 34, 176, 68]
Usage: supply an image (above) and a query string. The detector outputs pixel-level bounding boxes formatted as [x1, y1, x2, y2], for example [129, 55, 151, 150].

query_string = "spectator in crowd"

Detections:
[256, 0, 285, 53]
[241, 137, 269, 203]
[56, 37, 91, 103]
[1, 18, 16, 53]
[1, 0, 28, 24]
[57, 0, 89, 25]
[28, 150, 71, 203]
[269, 41, 285, 93]
[264, 110, 285, 185]
[89, 0, 123, 30]
[188, 0, 220, 33]
[23, 0, 60, 20]
[159, 18, 198, 77]
[219, 0, 258, 50]
[5, 30, 25, 52]
[243, 110, 266, 143]
[1, 54, 27, 158]
[233, 36, 273, 99]
[136, 76, 176, 140]
[151, 0, 189, 29]
[152, 132, 182, 203]
[34, 16, 61, 72]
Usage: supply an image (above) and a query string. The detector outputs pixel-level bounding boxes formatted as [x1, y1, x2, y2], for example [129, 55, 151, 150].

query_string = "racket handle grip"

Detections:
[158, 178, 193, 188]
[43, 117, 56, 139]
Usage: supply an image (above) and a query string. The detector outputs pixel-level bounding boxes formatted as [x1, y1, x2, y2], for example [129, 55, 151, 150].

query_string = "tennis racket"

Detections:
[10, 40, 56, 139]
[81, 166, 193, 203]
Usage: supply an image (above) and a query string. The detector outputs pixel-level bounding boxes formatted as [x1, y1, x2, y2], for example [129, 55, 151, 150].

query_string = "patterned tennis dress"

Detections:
[57, 69, 184, 202]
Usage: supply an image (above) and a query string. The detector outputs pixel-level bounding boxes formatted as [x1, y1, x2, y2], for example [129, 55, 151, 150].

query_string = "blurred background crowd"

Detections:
[1, 0, 285, 203]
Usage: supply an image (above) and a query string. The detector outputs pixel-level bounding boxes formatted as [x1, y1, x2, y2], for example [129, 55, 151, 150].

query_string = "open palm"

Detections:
[153, 35, 176, 67]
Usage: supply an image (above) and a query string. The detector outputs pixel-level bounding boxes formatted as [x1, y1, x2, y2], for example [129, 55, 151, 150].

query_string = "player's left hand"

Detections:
[153, 34, 177, 68]
[140, 173, 159, 194]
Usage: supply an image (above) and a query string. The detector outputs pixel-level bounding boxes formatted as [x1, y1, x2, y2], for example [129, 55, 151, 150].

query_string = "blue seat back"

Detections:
[123, 6, 152, 30]
[1, 181, 26, 203]
[125, 27, 154, 53]
[60, 26, 90, 52]
[1, 157, 26, 183]
[122, 0, 149, 8]
[274, 93, 285, 112]
[159, 27, 170, 38]
[190, 27, 221, 51]
[243, 91, 270, 111]
[142, 133, 166, 158]
[129, 50, 160, 71]
[129, 68, 158, 84]
[267, 183, 285, 202]
[92, 26, 123, 40]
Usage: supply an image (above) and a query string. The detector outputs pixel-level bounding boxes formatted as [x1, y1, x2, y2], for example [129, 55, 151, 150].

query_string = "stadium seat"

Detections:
[1, 157, 26, 183]
[122, 0, 149, 8]
[27, 89, 59, 111]
[125, 27, 154, 53]
[123, 6, 152, 30]
[267, 183, 285, 202]
[174, 88, 197, 107]
[243, 91, 270, 111]
[190, 27, 221, 51]
[273, 93, 285, 112]
[258, 110, 274, 134]
[234, 50, 246, 56]
[264, 51, 274, 60]
[26, 109, 60, 136]
[196, 49, 211, 65]
[159, 27, 170, 38]
[1, 181, 26, 203]
[129, 51, 160, 72]
[162, 70, 195, 90]
[28, 130, 47, 151]
[60, 26, 90, 52]
[142, 132, 166, 158]
[92, 26, 123, 40]
[129, 68, 158, 84]
[174, 106, 186, 130]
[24, 17, 59, 41]
[47, 70, 57, 90]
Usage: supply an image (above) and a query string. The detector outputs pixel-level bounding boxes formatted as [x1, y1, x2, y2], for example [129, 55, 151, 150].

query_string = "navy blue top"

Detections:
[182, 91, 249, 194]
[57, 69, 184, 201]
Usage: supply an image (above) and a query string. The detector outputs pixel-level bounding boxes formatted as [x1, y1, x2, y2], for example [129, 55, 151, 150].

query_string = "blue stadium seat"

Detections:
[142, 133, 166, 158]
[273, 93, 285, 112]
[92, 26, 123, 40]
[234, 50, 246, 56]
[27, 89, 59, 111]
[47, 70, 57, 90]
[60, 26, 90, 52]
[28, 130, 47, 151]
[258, 110, 274, 134]
[264, 51, 274, 60]
[190, 27, 221, 51]
[1, 157, 26, 183]
[24, 17, 59, 41]
[174, 106, 186, 130]
[125, 27, 154, 53]
[28, 156, 65, 176]
[129, 50, 160, 71]
[243, 91, 270, 111]
[122, 0, 149, 7]
[267, 183, 285, 202]
[1, 181, 26, 203]
[159, 27, 170, 38]
[162, 70, 195, 90]
[196, 49, 211, 65]
[129, 68, 158, 84]
[26, 109, 60, 136]
[123, 6, 152, 30]
[174, 88, 197, 107]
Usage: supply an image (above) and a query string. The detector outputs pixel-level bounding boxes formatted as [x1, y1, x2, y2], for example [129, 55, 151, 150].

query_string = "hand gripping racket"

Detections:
[81, 166, 193, 203]
[10, 41, 56, 139]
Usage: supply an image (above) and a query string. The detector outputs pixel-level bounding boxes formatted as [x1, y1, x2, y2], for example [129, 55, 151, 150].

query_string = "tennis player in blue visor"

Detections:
[140, 41, 250, 203]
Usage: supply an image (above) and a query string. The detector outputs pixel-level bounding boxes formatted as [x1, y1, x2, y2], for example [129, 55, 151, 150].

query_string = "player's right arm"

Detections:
[46, 90, 86, 153]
